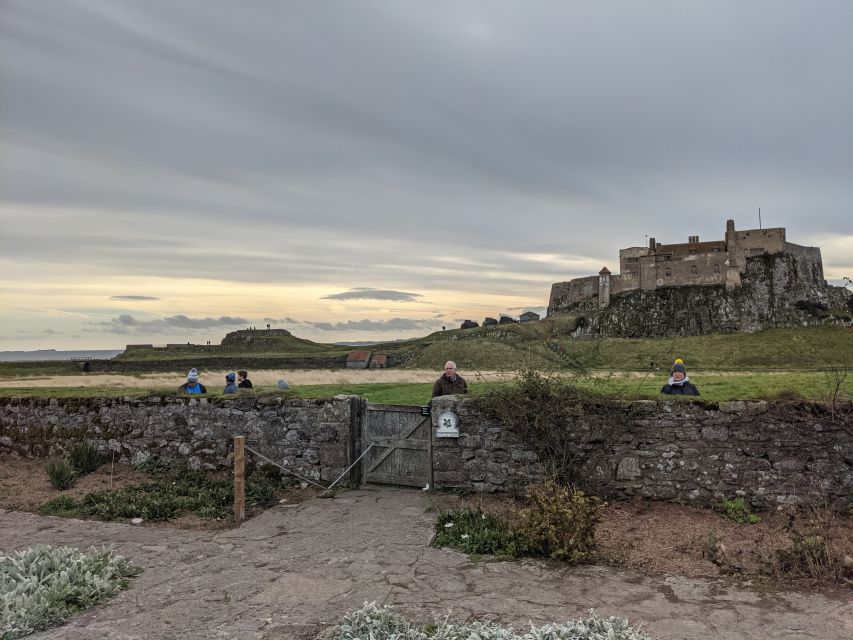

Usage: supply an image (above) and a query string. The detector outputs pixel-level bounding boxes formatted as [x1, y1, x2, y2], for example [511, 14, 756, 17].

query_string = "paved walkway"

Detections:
[1, 487, 850, 640]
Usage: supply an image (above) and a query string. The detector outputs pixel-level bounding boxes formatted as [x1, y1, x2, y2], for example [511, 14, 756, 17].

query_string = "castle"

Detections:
[549, 219, 824, 312]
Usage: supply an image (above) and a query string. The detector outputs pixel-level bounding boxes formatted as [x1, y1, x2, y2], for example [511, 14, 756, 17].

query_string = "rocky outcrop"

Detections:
[551, 252, 852, 337]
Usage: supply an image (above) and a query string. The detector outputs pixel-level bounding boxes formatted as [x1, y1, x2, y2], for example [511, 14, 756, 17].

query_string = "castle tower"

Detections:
[598, 267, 611, 308]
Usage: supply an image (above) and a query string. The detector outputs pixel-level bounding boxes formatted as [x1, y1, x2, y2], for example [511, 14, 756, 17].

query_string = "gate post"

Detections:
[233, 435, 245, 524]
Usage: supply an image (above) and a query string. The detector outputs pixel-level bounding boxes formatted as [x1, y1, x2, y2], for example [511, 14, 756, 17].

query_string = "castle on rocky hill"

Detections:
[548, 219, 850, 337]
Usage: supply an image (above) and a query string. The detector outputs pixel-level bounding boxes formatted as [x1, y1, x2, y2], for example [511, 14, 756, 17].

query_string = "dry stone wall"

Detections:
[0, 395, 363, 483]
[431, 396, 852, 511]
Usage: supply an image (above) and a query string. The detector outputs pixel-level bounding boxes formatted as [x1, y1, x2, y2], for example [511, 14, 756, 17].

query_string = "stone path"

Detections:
[1, 487, 850, 640]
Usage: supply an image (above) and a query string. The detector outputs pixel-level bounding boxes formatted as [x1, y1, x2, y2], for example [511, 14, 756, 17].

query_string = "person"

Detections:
[178, 368, 207, 394]
[223, 372, 239, 394]
[237, 370, 253, 389]
[661, 358, 700, 396]
[276, 379, 290, 390]
[432, 361, 468, 398]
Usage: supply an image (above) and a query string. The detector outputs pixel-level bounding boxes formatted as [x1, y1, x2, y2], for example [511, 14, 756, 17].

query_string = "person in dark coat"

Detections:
[661, 359, 700, 396]
[432, 361, 468, 398]
[237, 370, 253, 389]
[178, 368, 207, 394]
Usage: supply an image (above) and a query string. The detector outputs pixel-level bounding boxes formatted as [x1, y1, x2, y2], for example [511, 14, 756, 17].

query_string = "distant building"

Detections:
[519, 311, 540, 323]
[460, 320, 479, 329]
[346, 350, 371, 369]
[368, 354, 388, 369]
[498, 315, 517, 324]
[482, 317, 498, 327]
[549, 219, 824, 312]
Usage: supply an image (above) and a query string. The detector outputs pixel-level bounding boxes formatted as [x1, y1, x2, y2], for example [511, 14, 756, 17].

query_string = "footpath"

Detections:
[0, 487, 850, 640]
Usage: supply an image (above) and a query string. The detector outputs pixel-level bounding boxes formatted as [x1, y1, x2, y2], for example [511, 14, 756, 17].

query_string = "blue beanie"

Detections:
[187, 368, 199, 382]
[226, 372, 236, 382]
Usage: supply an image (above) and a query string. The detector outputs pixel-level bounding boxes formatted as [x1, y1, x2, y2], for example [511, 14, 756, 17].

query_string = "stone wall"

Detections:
[3, 394, 851, 511]
[0, 395, 363, 483]
[431, 396, 852, 511]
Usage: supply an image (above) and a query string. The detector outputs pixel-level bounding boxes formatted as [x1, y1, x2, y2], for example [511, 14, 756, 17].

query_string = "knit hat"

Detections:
[187, 368, 199, 382]
[225, 372, 236, 382]
[671, 358, 686, 374]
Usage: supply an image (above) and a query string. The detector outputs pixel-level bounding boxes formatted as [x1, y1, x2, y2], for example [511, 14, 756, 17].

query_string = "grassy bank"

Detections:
[2, 370, 850, 404]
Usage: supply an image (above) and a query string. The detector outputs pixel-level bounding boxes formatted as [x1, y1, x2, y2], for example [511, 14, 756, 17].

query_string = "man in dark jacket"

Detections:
[432, 361, 468, 397]
[661, 359, 700, 396]
[237, 370, 253, 389]
[178, 368, 207, 395]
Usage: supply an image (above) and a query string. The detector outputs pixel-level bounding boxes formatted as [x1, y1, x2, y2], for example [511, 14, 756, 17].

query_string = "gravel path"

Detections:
[1, 487, 849, 640]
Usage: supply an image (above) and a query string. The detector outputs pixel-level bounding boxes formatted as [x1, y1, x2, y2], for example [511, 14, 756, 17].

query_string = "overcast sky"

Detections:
[1, 1, 851, 350]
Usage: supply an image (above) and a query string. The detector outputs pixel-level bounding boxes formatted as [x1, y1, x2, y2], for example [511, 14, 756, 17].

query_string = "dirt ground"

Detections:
[2, 487, 851, 640]
[3, 455, 850, 589]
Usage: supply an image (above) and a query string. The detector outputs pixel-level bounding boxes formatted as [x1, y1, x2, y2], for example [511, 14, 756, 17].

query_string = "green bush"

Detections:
[327, 601, 655, 640]
[68, 442, 102, 475]
[38, 495, 80, 518]
[0, 544, 141, 639]
[515, 481, 605, 562]
[432, 509, 529, 557]
[38, 468, 289, 522]
[42, 459, 76, 490]
[718, 497, 760, 524]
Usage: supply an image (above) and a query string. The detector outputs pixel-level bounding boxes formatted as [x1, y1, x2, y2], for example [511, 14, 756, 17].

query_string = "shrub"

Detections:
[767, 504, 846, 584]
[718, 497, 760, 524]
[326, 601, 655, 640]
[42, 459, 76, 490]
[68, 442, 102, 475]
[38, 495, 81, 518]
[514, 480, 604, 562]
[432, 509, 528, 557]
[0, 544, 141, 639]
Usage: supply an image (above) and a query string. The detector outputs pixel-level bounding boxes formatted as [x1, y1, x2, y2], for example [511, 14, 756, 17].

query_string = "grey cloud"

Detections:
[15, 328, 59, 335]
[309, 318, 443, 332]
[322, 288, 423, 302]
[109, 295, 160, 301]
[262, 317, 298, 324]
[86, 314, 249, 334]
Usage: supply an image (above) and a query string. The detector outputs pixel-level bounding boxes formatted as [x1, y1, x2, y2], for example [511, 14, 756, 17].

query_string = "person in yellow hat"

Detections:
[661, 358, 700, 396]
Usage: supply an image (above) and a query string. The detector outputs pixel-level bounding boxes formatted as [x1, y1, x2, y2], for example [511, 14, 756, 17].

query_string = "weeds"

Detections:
[432, 481, 604, 563]
[718, 497, 760, 525]
[42, 459, 76, 490]
[68, 442, 102, 474]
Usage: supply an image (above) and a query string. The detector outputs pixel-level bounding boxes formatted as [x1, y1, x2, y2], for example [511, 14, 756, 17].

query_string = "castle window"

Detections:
[689, 249, 697, 255]
[713, 264, 720, 274]
[713, 247, 721, 253]
[665, 268, 672, 277]
[690, 265, 698, 275]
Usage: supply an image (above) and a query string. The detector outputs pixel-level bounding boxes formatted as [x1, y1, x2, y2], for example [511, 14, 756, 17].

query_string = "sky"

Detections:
[1, 1, 851, 350]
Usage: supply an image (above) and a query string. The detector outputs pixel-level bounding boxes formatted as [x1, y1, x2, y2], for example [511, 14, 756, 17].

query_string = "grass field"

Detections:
[2, 369, 849, 404]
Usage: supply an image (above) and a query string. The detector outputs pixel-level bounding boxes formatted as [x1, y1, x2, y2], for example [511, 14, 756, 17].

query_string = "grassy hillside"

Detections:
[397, 323, 853, 372]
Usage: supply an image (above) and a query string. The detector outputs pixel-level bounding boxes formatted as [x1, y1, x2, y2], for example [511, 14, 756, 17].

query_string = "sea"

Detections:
[0, 349, 125, 362]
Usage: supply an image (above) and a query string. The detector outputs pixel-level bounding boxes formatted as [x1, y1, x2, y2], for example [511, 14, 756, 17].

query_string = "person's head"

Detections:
[237, 370, 248, 381]
[225, 372, 236, 384]
[187, 368, 199, 383]
[671, 359, 686, 382]
[444, 361, 457, 378]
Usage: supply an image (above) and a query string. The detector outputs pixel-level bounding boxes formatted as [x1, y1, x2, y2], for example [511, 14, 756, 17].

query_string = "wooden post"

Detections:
[233, 435, 245, 524]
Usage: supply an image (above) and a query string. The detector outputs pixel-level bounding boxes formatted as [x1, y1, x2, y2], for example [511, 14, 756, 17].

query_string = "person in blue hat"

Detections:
[179, 368, 207, 394]
[223, 371, 239, 394]
[661, 359, 700, 396]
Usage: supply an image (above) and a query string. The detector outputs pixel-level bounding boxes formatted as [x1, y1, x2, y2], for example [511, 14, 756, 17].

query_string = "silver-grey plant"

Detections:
[326, 602, 655, 640]
[0, 544, 141, 639]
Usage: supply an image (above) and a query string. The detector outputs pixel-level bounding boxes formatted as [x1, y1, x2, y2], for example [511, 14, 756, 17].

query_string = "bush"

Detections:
[432, 509, 528, 557]
[68, 442, 102, 475]
[767, 505, 846, 584]
[42, 459, 76, 490]
[718, 497, 760, 524]
[514, 481, 605, 562]
[38, 495, 81, 518]
[0, 545, 141, 639]
[326, 601, 655, 640]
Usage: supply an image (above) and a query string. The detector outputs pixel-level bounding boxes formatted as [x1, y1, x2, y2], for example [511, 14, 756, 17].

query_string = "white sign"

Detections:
[436, 411, 460, 438]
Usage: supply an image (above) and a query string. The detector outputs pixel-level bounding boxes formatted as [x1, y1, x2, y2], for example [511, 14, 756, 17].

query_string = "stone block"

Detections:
[616, 456, 642, 480]
[701, 426, 729, 440]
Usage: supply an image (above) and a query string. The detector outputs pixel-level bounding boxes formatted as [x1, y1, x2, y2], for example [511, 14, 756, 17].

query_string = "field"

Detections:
[2, 323, 851, 403]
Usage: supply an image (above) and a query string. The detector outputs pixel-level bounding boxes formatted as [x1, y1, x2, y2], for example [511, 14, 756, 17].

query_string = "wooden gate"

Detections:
[361, 404, 432, 488]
